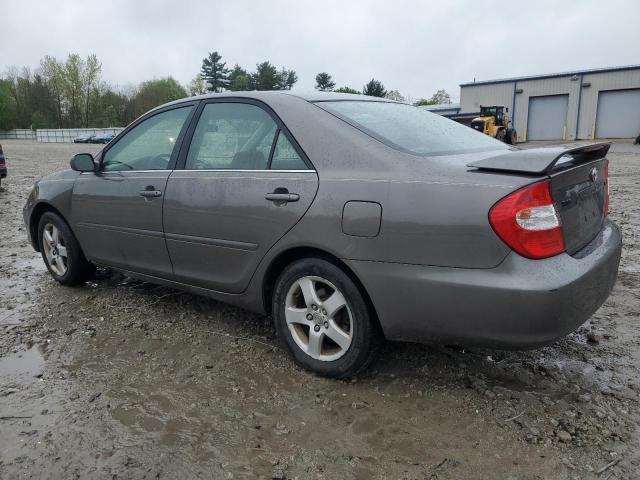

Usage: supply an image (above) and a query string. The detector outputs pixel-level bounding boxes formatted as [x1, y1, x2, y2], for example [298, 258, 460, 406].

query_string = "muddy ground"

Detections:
[0, 139, 639, 480]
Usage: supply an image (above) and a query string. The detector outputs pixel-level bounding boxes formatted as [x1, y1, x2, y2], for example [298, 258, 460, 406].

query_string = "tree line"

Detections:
[0, 53, 190, 131]
[0, 50, 452, 131]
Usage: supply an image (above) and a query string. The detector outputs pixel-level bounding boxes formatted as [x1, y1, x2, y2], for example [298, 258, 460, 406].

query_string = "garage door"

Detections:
[527, 95, 569, 141]
[596, 89, 640, 138]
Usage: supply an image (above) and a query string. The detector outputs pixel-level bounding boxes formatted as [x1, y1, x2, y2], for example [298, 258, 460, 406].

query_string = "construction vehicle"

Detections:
[470, 106, 517, 144]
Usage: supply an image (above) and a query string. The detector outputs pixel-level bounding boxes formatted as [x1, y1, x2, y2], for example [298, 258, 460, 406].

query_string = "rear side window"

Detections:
[270, 131, 307, 170]
[186, 103, 277, 170]
[316, 101, 508, 156]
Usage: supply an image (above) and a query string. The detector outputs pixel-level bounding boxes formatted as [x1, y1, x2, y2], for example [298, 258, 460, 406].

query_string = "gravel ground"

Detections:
[0, 139, 639, 480]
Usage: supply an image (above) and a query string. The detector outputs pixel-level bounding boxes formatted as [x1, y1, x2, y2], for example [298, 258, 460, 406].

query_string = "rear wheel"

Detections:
[38, 212, 94, 286]
[272, 258, 381, 378]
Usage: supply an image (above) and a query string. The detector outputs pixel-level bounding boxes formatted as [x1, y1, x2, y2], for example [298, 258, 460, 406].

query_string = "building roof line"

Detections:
[460, 64, 640, 87]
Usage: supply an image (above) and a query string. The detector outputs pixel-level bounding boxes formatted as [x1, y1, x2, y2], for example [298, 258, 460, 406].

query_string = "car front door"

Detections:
[72, 104, 195, 277]
[163, 100, 319, 293]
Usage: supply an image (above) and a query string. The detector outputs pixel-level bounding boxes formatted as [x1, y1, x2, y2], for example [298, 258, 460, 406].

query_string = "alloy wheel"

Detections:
[42, 223, 68, 276]
[284, 275, 353, 361]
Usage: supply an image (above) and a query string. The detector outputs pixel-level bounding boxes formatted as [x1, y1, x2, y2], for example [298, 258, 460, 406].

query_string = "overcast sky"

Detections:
[2, 0, 639, 101]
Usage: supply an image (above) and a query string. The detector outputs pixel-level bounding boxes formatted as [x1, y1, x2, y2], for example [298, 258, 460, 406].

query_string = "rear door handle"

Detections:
[265, 192, 300, 203]
[139, 189, 163, 198]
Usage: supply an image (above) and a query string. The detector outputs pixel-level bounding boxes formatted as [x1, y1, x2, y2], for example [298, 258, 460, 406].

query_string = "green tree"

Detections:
[187, 74, 207, 96]
[0, 79, 17, 130]
[384, 90, 405, 102]
[277, 68, 298, 90]
[93, 86, 131, 127]
[200, 51, 229, 92]
[29, 74, 57, 128]
[82, 54, 102, 127]
[228, 65, 252, 91]
[415, 89, 452, 106]
[252, 62, 279, 90]
[40, 56, 65, 127]
[63, 54, 84, 126]
[30, 111, 48, 129]
[4, 67, 30, 127]
[334, 86, 360, 94]
[132, 77, 187, 117]
[315, 72, 335, 91]
[362, 79, 386, 97]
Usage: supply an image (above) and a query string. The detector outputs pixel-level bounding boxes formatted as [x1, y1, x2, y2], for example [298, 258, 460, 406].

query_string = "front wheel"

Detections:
[38, 212, 94, 286]
[272, 258, 382, 378]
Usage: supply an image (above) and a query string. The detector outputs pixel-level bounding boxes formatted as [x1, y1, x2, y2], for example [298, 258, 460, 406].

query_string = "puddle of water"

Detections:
[0, 346, 45, 386]
[0, 255, 46, 326]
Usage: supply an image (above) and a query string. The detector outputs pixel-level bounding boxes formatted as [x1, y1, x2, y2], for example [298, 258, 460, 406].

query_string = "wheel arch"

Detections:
[261, 246, 383, 334]
[29, 202, 68, 251]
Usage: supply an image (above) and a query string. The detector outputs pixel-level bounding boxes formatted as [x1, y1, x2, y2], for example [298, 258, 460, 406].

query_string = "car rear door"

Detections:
[72, 103, 196, 277]
[163, 99, 318, 293]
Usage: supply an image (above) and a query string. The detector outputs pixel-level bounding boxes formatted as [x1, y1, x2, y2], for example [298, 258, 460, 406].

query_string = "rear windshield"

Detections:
[316, 100, 508, 156]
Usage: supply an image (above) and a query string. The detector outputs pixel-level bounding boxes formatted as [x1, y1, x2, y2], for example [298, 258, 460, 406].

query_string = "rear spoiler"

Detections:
[467, 142, 611, 175]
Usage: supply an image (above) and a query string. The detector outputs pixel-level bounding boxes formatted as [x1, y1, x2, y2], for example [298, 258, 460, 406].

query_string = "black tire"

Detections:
[272, 257, 382, 378]
[505, 128, 517, 145]
[38, 211, 94, 286]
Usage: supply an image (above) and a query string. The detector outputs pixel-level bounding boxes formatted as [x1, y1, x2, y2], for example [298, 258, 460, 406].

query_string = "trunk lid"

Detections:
[551, 159, 607, 254]
[467, 142, 610, 255]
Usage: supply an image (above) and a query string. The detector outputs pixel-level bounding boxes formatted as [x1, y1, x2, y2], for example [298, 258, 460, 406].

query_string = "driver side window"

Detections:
[102, 106, 192, 171]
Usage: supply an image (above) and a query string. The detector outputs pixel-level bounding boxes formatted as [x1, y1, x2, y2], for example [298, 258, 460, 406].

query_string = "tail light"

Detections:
[489, 179, 565, 259]
[604, 159, 610, 216]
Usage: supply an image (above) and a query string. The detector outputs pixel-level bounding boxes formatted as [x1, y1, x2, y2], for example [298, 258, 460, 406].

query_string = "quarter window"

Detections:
[186, 103, 278, 170]
[102, 107, 192, 171]
[270, 131, 307, 170]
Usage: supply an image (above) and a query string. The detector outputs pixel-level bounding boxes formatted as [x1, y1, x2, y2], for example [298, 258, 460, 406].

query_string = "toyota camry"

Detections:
[23, 92, 622, 377]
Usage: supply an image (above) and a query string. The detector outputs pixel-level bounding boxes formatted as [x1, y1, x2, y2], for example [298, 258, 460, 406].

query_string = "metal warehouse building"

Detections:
[459, 65, 640, 142]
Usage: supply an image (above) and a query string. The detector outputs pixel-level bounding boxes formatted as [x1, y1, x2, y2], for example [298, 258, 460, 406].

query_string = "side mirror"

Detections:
[70, 153, 96, 172]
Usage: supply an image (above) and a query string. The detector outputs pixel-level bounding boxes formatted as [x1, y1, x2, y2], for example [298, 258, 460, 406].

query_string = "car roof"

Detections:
[157, 90, 392, 112]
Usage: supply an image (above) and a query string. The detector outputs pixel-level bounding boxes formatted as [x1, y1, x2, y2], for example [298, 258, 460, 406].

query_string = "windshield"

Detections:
[481, 107, 498, 117]
[316, 101, 508, 156]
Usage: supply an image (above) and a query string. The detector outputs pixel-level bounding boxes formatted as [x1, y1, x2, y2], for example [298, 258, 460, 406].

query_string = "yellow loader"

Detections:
[470, 106, 517, 144]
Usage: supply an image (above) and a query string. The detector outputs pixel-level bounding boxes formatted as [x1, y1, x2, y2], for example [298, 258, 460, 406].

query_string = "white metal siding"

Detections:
[577, 69, 640, 139]
[513, 77, 579, 141]
[459, 83, 515, 115]
[527, 95, 569, 140]
[595, 89, 640, 138]
[460, 67, 640, 142]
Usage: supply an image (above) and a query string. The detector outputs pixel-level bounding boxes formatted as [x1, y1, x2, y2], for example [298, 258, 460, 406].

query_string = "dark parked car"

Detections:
[73, 134, 95, 143]
[0, 143, 6, 186]
[23, 92, 622, 377]
[90, 133, 115, 144]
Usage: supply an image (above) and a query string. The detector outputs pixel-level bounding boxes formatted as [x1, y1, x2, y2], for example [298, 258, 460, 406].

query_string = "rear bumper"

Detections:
[348, 220, 622, 348]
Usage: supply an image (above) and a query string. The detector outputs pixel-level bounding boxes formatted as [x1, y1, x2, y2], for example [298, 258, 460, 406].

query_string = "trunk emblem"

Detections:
[590, 167, 598, 183]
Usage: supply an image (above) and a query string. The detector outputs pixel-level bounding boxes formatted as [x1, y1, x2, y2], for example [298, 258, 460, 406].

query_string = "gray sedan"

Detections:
[23, 92, 621, 377]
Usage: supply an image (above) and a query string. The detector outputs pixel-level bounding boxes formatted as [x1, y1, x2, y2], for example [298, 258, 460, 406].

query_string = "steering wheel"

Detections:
[151, 153, 171, 169]
[104, 160, 134, 171]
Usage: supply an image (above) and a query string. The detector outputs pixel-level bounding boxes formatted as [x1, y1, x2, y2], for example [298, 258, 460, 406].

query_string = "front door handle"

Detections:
[265, 192, 300, 203]
[139, 188, 163, 198]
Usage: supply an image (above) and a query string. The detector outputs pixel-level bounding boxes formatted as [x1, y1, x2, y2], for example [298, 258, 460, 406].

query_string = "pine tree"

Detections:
[200, 51, 230, 92]
[315, 72, 335, 91]
[362, 79, 386, 97]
